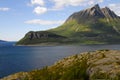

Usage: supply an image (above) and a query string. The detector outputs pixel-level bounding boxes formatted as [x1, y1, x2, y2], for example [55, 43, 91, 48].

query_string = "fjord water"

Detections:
[0, 43, 120, 78]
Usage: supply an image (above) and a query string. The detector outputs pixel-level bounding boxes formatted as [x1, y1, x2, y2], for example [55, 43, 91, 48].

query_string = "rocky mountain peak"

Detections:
[101, 7, 118, 18]
[92, 4, 100, 10]
[88, 4, 105, 18]
[104, 6, 110, 10]
[17, 4, 120, 45]
[66, 4, 119, 23]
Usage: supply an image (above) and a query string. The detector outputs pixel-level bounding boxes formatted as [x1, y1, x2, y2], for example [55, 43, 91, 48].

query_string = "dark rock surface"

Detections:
[66, 4, 119, 23]
[26, 31, 65, 40]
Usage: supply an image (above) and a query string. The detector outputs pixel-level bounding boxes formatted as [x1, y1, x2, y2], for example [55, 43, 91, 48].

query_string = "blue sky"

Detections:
[0, 0, 120, 41]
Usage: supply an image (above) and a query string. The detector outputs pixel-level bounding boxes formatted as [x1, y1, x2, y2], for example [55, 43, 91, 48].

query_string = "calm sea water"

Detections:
[0, 42, 120, 78]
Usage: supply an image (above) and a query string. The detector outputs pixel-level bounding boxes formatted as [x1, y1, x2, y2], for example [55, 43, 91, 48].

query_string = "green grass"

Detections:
[2, 50, 120, 80]
[22, 54, 90, 80]
[17, 18, 120, 45]
[18, 50, 120, 80]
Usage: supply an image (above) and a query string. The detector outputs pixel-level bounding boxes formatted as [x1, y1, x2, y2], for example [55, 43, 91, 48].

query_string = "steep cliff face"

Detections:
[17, 4, 120, 45]
[26, 31, 65, 40]
[65, 4, 105, 23]
[101, 7, 119, 19]
[16, 31, 66, 45]
[65, 4, 120, 23]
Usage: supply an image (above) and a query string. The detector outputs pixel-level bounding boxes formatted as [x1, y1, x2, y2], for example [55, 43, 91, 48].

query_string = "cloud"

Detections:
[0, 7, 10, 11]
[33, 6, 47, 15]
[51, 0, 104, 10]
[25, 19, 65, 25]
[31, 0, 44, 6]
[109, 3, 120, 16]
[29, 0, 104, 15]
[28, 0, 47, 15]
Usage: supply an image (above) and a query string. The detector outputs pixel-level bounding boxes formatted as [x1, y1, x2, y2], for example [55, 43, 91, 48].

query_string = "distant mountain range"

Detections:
[17, 4, 120, 45]
[0, 40, 6, 43]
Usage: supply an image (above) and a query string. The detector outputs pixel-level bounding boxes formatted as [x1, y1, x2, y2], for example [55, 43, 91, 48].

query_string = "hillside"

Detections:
[17, 4, 120, 45]
[16, 31, 66, 45]
[1, 50, 120, 80]
[0, 40, 6, 43]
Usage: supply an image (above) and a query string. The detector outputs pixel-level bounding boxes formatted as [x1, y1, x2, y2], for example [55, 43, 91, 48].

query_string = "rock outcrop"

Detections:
[26, 31, 66, 40]
[1, 50, 120, 80]
[66, 4, 120, 23]
[101, 7, 118, 19]
[16, 31, 66, 45]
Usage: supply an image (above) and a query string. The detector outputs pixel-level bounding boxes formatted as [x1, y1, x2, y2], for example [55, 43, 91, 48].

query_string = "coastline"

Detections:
[1, 50, 120, 80]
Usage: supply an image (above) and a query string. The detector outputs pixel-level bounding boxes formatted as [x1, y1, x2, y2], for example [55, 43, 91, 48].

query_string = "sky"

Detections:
[0, 0, 120, 41]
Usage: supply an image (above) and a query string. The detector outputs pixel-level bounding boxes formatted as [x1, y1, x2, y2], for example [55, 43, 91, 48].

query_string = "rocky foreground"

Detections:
[1, 50, 120, 80]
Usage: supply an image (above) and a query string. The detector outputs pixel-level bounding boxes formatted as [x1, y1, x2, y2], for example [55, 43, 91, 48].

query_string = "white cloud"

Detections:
[33, 6, 47, 15]
[29, 0, 104, 14]
[28, 0, 47, 15]
[0, 7, 10, 11]
[25, 19, 65, 25]
[51, 0, 104, 10]
[31, 0, 44, 6]
[109, 3, 120, 16]
[99, 0, 104, 3]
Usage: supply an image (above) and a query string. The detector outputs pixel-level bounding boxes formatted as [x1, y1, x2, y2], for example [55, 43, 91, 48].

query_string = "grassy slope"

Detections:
[16, 31, 67, 45]
[2, 50, 120, 80]
[17, 18, 120, 45]
[49, 18, 120, 44]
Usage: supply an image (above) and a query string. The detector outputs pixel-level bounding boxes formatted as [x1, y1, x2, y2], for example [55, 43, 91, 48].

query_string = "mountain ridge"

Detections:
[0, 40, 7, 43]
[66, 4, 119, 23]
[17, 4, 120, 45]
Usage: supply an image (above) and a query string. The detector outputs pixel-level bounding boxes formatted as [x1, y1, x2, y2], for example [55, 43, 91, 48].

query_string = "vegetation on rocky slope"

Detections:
[17, 4, 120, 45]
[1, 50, 120, 80]
[16, 31, 67, 45]
[50, 18, 120, 44]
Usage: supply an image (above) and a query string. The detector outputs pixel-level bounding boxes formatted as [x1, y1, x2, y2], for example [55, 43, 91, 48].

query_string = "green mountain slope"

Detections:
[16, 31, 66, 45]
[17, 4, 120, 45]
[49, 18, 120, 44]
[49, 4, 120, 44]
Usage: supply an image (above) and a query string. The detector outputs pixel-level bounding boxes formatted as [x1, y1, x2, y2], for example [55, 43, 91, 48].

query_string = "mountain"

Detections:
[0, 40, 16, 46]
[16, 31, 66, 45]
[65, 4, 119, 22]
[17, 4, 120, 45]
[2, 50, 120, 80]
[0, 40, 5, 43]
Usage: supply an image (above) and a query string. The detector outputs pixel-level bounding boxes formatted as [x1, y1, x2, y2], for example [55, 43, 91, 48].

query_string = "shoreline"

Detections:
[15, 43, 120, 47]
[1, 50, 120, 80]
